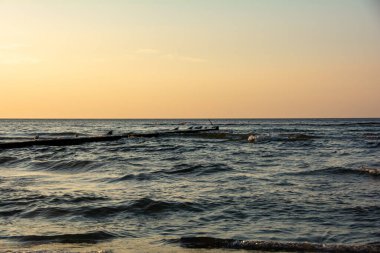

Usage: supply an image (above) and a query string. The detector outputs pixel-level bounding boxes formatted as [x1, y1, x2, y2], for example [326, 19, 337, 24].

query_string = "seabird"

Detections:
[34, 135, 39, 140]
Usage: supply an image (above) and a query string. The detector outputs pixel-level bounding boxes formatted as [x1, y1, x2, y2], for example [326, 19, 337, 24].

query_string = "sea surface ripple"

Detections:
[0, 119, 379, 252]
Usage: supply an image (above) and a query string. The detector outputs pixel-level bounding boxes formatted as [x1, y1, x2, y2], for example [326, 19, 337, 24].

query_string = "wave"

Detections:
[172, 237, 380, 252]
[20, 207, 72, 219]
[162, 132, 318, 143]
[0, 208, 24, 217]
[127, 197, 202, 213]
[48, 194, 108, 204]
[279, 121, 380, 127]
[30, 159, 100, 172]
[0, 136, 32, 141]
[336, 205, 380, 218]
[280, 133, 317, 141]
[20, 198, 202, 219]
[111, 173, 152, 181]
[112, 163, 233, 182]
[363, 133, 380, 140]
[4, 231, 115, 244]
[81, 198, 202, 217]
[0, 193, 108, 218]
[335, 122, 380, 127]
[311, 122, 380, 127]
[245, 133, 318, 143]
[199, 132, 317, 142]
[36, 132, 81, 137]
[166, 163, 232, 176]
[365, 142, 380, 149]
[0, 156, 18, 165]
[294, 167, 380, 177]
[204, 121, 380, 127]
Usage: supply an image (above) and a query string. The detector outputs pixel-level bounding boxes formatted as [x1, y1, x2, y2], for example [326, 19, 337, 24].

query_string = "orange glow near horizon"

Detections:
[1, 0, 380, 118]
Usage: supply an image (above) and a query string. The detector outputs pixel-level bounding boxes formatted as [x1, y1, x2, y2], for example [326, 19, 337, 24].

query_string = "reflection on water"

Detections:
[0, 119, 379, 252]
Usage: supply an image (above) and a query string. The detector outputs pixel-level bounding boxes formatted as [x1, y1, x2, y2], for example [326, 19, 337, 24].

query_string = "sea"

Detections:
[0, 119, 379, 252]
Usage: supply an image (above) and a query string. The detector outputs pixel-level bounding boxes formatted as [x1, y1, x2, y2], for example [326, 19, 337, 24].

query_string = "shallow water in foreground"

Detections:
[0, 119, 379, 252]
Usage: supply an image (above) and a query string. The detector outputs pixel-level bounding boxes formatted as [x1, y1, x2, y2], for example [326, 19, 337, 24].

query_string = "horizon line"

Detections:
[1, 117, 379, 120]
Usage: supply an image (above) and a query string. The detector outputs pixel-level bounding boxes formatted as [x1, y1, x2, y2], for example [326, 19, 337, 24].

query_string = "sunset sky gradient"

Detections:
[1, 0, 379, 118]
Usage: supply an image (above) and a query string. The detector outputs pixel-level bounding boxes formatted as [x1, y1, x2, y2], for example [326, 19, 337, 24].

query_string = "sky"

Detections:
[0, 0, 379, 118]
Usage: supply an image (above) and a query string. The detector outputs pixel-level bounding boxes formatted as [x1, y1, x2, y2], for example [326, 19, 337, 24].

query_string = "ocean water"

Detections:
[0, 119, 379, 252]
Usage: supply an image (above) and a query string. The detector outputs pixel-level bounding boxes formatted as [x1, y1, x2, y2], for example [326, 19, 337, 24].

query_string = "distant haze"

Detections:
[1, 0, 379, 118]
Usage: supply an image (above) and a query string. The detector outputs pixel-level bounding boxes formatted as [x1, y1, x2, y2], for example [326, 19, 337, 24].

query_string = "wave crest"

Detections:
[112, 163, 232, 182]
[30, 159, 100, 172]
[294, 167, 380, 178]
[20, 198, 202, 219]
[174, 237, 380, 253]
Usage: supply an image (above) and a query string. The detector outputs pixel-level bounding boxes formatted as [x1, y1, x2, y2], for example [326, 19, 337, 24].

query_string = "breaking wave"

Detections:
[1, 118, 380, 250]
[172, 237, 380, 253]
